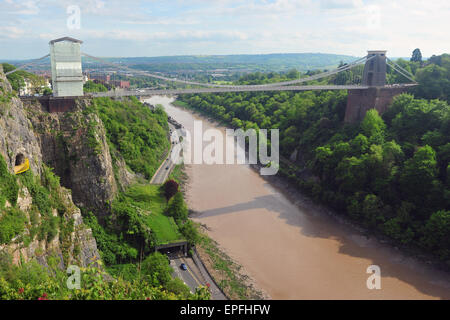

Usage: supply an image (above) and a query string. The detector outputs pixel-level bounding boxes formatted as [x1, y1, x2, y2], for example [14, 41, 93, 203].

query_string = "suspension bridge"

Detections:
[6, 37, 417, 122]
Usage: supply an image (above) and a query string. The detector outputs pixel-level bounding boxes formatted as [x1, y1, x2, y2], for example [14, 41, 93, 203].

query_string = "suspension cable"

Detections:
[386, 57, 416, 83]
[386, 61, 416, 83]
[5, 54, 50, 76]
[82, 52, 370, 88]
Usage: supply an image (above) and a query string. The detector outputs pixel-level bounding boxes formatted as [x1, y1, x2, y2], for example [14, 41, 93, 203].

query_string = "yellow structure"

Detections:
[14, 158, 30, 175]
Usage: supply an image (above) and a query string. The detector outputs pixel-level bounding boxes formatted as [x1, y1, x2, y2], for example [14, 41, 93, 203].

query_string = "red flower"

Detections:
[18, 288, 24, 294]
[38, 293, 48, 300]
[146, 297, 150, 300]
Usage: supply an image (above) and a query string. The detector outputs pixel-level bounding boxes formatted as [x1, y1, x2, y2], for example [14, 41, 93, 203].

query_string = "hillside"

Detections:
[176, 53, 450, 265]
[0, 65, 208, 300]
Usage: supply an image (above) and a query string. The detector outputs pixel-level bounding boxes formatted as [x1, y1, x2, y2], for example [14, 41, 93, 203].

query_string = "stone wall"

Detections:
[344, 87, 406, 122]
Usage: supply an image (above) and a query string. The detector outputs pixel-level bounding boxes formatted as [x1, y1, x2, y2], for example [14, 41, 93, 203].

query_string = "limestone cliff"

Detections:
[23, 99, 119, 216]
[0, 65, 100, 268]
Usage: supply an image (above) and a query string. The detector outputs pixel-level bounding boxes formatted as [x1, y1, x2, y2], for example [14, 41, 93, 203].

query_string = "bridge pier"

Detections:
[20, 96, 80, 113]
[344, 86, 406, 122]
[344, 50, 409, 123]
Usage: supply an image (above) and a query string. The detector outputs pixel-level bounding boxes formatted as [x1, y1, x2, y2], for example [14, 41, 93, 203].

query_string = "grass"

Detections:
[124, 184, 184, 245]
[168, 164, 187, 185]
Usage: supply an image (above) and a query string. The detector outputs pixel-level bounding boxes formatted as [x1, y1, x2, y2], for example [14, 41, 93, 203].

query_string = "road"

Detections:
[170, 256, 201, 294]
[150, 123, 180, 184]
[170, 254, 227, 300]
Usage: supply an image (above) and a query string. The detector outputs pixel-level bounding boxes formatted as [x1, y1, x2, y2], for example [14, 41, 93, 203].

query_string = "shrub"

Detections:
[163, 179, 179, 202]
[0, 207, 26, 244]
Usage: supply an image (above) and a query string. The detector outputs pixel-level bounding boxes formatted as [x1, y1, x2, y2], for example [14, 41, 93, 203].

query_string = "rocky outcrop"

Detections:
[0, 66, 100, 268]
[0, 65, 43, 176]
[23, 99, 118, 216]
[0, 187, 100, 269]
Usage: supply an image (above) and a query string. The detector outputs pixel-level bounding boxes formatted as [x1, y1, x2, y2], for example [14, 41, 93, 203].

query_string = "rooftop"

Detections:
[49, 37, 83, 45]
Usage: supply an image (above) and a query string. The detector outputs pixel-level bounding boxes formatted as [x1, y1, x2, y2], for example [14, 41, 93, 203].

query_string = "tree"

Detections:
[179, 220, 200, 246]
[166, 278, 191, 298]
[400, 145, 438, 203]
[421, 210, 450, 259]
[141, 252, 173, 286]
[166, 192, 188, 223]
[361, 109, 386, 143]
[163, 179, 179, 202]
[361, 194, 386, 229]
[411, 48, 422, 63]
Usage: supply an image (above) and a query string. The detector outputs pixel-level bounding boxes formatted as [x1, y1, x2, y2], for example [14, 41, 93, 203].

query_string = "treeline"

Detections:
[177, 53, 450, 262]
[86, 96, 170, 180]
[2, 63, 51, 95]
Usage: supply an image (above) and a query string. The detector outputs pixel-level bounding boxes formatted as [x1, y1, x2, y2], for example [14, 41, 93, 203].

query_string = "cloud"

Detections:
[2, 0, 40, 15]
[0, 26, 26, 39]
[1, 0, 449, 59]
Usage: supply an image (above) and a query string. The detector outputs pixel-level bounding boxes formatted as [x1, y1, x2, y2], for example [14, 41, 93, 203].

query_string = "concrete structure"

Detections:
[344, 86, 406, 122]
[362, 50, 387, 87]
[345, 50, 407, 122]
[20, 96, 78, 113]
[49, 37, 84, 97]
[155, 241, 188, 256]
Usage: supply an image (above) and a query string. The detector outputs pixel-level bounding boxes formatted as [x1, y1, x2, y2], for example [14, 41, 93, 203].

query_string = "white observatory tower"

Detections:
[49, 37, 84, 97]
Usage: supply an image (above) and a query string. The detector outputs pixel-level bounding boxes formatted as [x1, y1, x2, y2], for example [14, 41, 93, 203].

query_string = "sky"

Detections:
[0, 0, 449, 60]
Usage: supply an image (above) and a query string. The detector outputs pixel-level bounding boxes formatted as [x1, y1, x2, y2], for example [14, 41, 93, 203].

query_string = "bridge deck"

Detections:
[89, 84, 416, 97]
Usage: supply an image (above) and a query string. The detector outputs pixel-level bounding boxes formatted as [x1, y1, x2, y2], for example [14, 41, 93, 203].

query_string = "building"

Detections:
[19, 79, 33, 96]
[111, 80, 130, 89]
[49, 37, 84, 97]
[89, 73, 110, 83]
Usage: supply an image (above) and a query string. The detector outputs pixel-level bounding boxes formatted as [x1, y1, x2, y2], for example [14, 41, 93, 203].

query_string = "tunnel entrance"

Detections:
[13, 153, 30, 175]
[15, 153, 25, 166]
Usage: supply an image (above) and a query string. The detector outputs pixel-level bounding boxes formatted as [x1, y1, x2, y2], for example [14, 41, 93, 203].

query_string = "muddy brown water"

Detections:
[145, 96, 450, 300]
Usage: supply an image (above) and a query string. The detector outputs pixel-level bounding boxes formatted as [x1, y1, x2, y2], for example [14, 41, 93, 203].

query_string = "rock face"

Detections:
[0, 65, 101, 268]
[23, 99, 121, 217]
[0, 65, 43, 175]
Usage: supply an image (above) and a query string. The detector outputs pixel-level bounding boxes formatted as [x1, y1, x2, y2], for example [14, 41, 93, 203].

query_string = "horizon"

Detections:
[1, 0, 449, 60]
[3, 50, 421, 63]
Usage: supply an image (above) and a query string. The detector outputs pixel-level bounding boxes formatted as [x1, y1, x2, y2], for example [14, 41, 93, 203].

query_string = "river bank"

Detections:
[146, 95, 450, 300]
[174, 98, 450, 274]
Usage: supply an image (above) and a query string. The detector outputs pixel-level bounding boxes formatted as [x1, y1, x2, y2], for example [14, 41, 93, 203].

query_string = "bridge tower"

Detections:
[344, 50, 405, 123]
[362, 50, 387, 86]
[49, 37, 84, 97]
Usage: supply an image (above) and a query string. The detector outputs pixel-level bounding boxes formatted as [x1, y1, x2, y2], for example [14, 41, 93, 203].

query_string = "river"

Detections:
[145, 95, 450, 300]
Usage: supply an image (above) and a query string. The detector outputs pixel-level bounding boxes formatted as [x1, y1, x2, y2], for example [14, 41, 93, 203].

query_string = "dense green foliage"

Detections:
[2, 63, 47, 94]
[87, 97, 170, 179]
[0, 252, 209, 300]
[166, 192, 188, 224]
[83, 80, 108, 93]
[0, 208, 26, 244]
[177, 53, 450, 261]
[0, 153, 66, 246]
[84, 184, 184, 265]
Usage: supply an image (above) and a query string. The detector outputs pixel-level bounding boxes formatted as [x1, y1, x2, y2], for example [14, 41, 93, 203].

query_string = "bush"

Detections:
[166, 192, 188, 224]
[163, 179, 179, 202]
[0, 208, 26, 244]
[141, 252, 173, 286]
